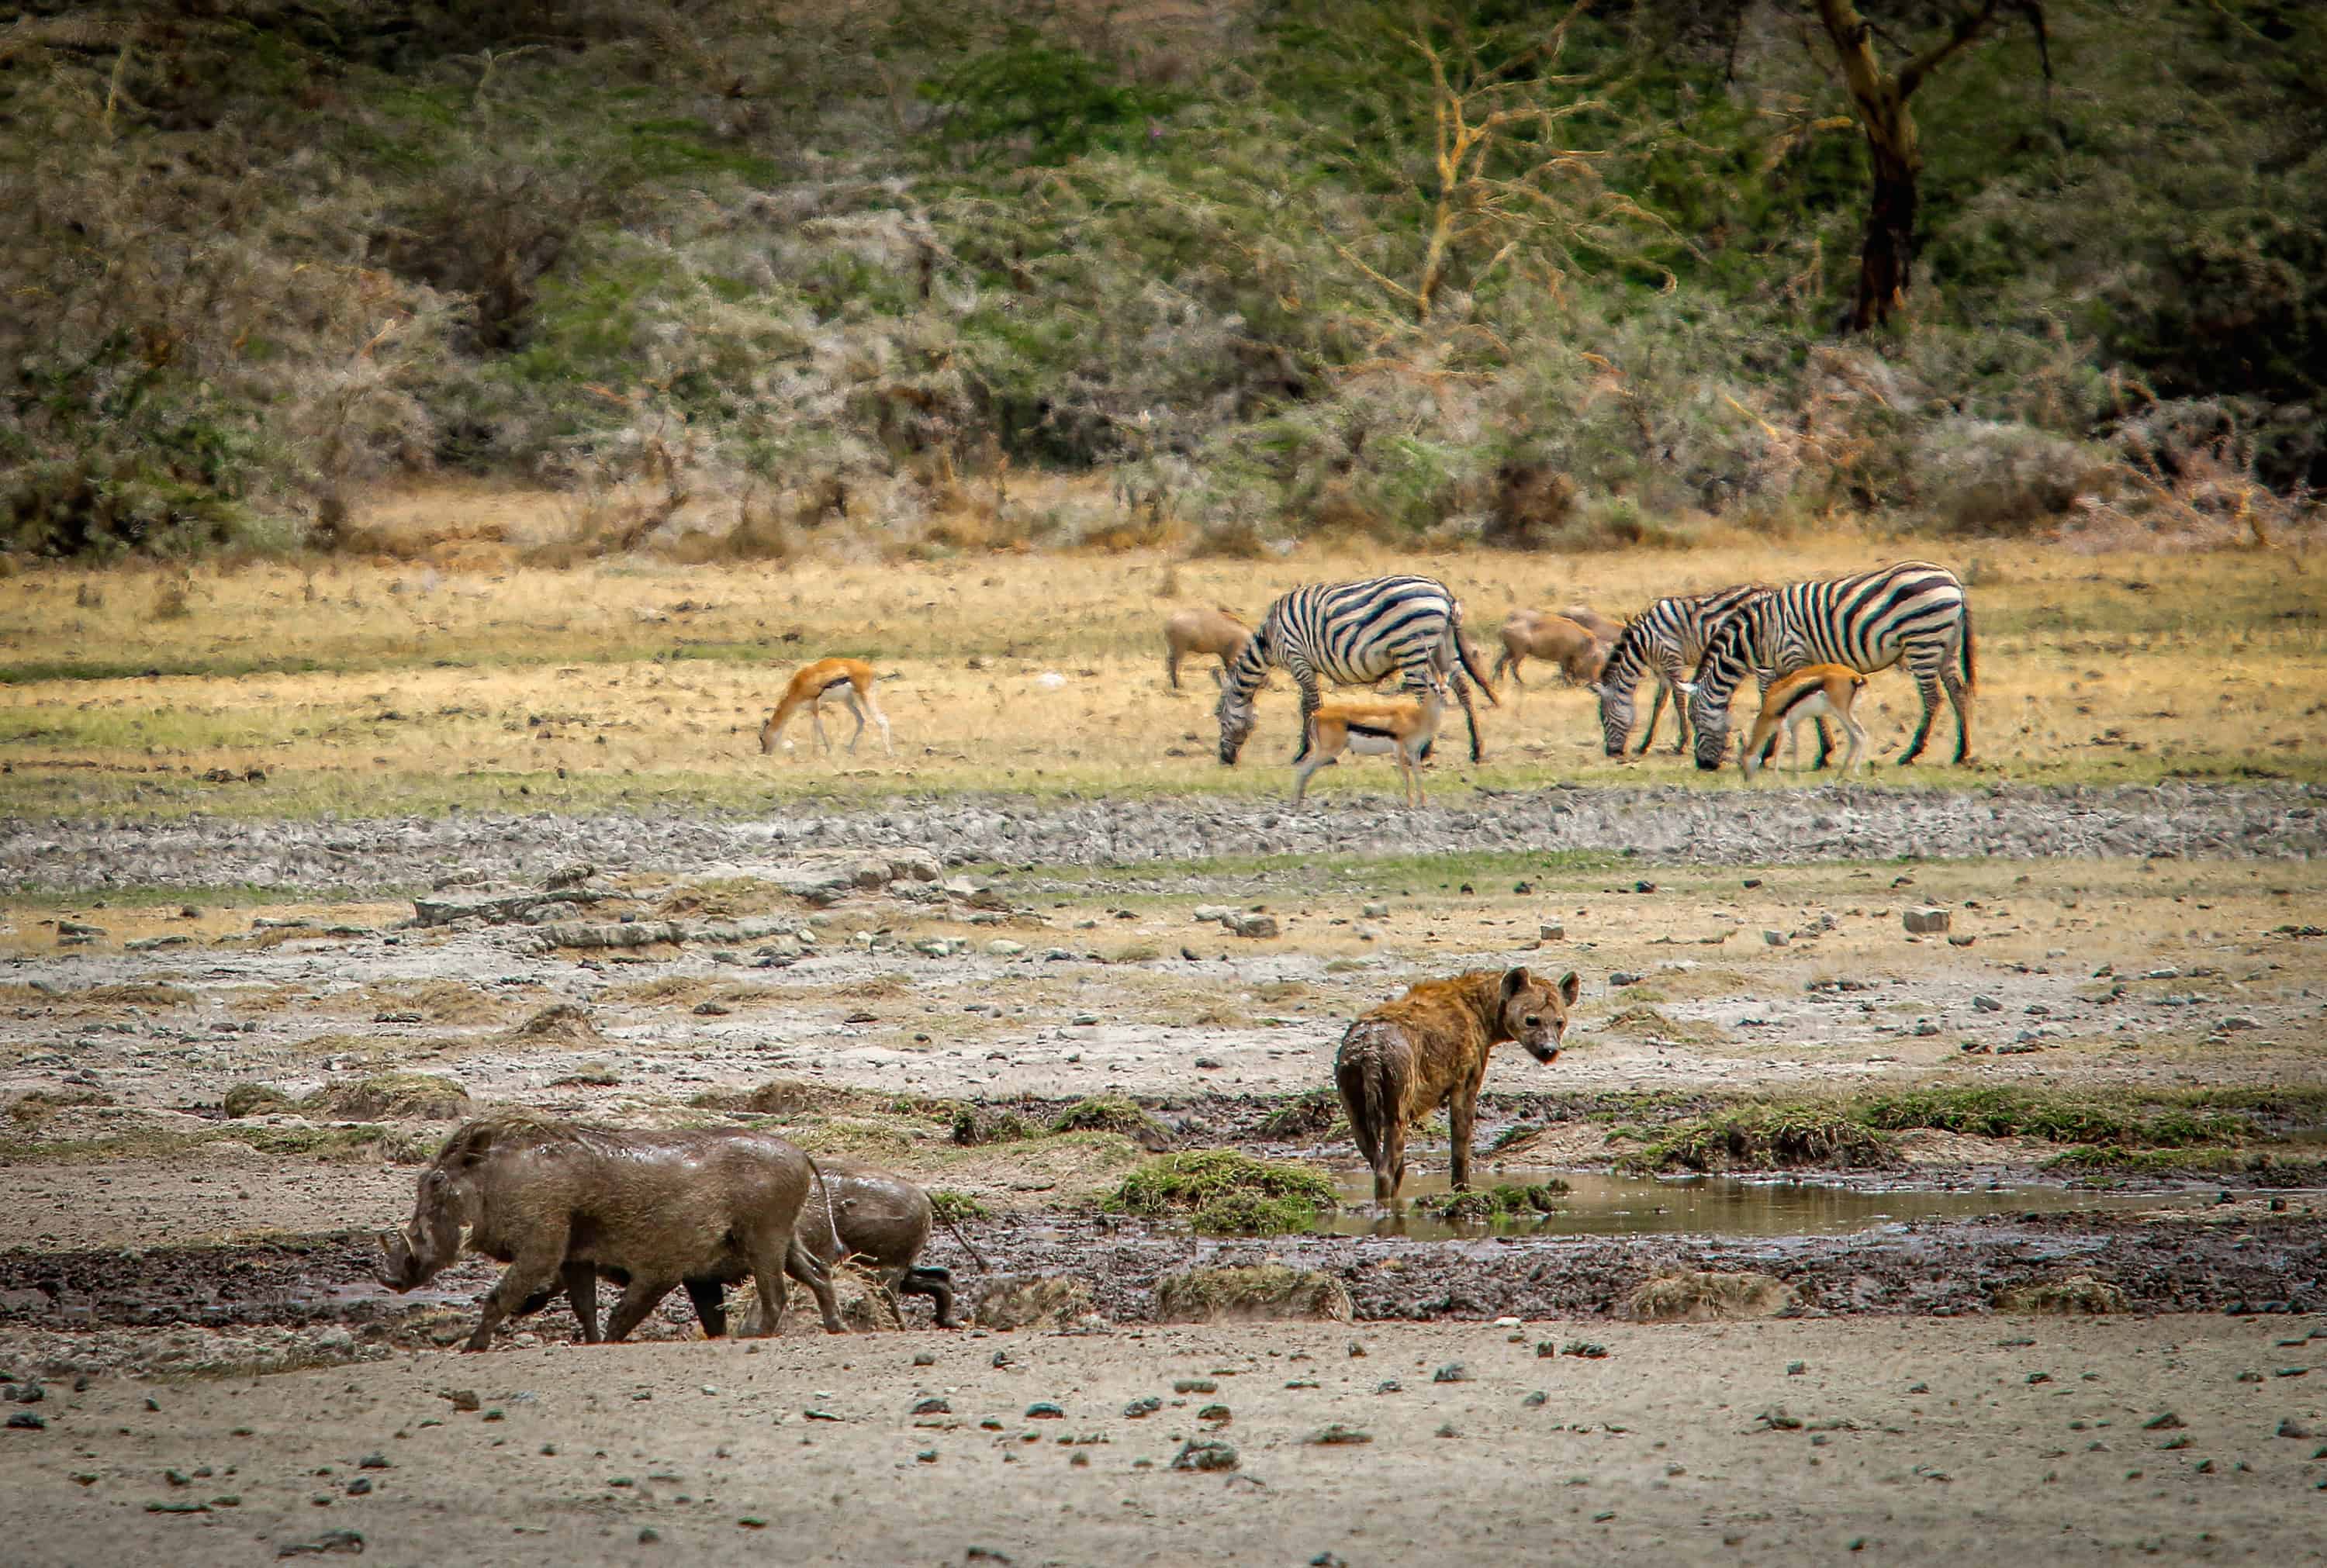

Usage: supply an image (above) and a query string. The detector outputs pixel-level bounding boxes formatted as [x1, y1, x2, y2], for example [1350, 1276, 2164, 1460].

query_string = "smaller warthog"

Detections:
[378, 1117, 844, 1351]
[1492, 610, 1608, 689]
[1163, 606, 1251, 689]
[1335, 967, 1581, 1201]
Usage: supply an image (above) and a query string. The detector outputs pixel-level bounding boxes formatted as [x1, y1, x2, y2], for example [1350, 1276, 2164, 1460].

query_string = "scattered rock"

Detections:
[1973, 995, 2005, 1013]
[1538, 920, 1565, 941]
[1762, 931, 1789, 947]
[1902, 907, 1951, 934]
[1222, 913, 1279, 939]
[1307, 1424, 1373, 1446]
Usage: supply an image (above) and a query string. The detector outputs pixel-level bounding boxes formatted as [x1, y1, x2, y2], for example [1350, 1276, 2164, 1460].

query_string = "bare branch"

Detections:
[1899, 0, 2006, 99]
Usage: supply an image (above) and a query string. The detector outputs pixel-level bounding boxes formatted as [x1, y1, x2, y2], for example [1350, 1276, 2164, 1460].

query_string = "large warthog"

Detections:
[1334, 966, 1581, 1202]
[530, 1158, 963, 1336]
[378, 1117, 845, 1350]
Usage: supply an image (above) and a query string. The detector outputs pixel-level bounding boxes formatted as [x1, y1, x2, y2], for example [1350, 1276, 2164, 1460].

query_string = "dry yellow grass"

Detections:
[2, 487, 2322, 816]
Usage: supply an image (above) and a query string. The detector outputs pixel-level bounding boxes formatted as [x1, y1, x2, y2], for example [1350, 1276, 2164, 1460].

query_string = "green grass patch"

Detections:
[927, 1188, 993, 1224]
[1622, 1105, 1900, 1173]
[1105, 1148, 1338, 1235]
[1255, 1088, 1345, 1140]
[1416, 1180, 1572, 1223]
[1858, 1086, 2254, 1148]
[1049, 1094, 1174, 1149]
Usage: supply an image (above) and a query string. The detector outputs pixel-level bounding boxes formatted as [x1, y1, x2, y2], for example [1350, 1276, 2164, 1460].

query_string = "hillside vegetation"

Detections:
[2, 0, 2320, 560]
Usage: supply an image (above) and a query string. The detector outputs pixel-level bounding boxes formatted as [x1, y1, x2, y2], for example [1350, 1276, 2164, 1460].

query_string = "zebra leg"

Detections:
[1639, 682, 1668, 756]
[1451, 673, 1482, 763]
[1941, 665, 1975, 765]
[1289, 664, 1322, 764]
[1897, 670, 1942, 765]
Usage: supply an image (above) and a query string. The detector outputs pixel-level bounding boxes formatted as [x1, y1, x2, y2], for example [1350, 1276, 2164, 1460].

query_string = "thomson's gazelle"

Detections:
[1291, 686, 1445, 806]
[1739, 663, 1868, 781]
[759, 658, 894, 757]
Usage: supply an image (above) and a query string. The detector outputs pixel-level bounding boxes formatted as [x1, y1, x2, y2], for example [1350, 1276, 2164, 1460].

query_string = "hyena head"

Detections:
[1498, 966, 1583, 1063]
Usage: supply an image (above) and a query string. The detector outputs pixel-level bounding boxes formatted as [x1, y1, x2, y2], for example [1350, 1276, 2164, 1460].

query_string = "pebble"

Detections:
[1973, 995, 2004, 1013]
[987, 940, 1025, 957]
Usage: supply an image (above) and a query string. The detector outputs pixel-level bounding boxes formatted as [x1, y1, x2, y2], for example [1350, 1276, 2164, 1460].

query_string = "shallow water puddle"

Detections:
[1316, 1166, 2223, 1242]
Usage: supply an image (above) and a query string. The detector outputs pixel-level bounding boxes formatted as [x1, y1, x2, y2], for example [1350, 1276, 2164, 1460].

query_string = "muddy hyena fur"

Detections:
[1334, 966, 1581, 1202]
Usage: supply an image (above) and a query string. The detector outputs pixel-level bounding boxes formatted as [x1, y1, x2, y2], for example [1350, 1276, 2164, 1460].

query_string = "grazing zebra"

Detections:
[1214, 576, 1497, 765]
[1591, 582, 1773, 757]
[1685, 561, 1976, 771]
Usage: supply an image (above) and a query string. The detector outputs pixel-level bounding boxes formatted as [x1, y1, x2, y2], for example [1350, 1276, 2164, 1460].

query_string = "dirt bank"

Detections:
[5, 781, 2321, 895]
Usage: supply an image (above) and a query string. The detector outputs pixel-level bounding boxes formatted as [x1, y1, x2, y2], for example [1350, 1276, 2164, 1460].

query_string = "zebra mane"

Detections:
[1599, 615, 1656, 686]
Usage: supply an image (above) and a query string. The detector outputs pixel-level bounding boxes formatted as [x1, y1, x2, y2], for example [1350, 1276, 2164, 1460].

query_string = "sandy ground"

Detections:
[4, 1314, 2325, 1565]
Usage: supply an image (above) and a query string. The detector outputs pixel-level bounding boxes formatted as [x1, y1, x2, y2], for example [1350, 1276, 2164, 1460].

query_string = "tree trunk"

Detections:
[1852, 146, 1919, 331]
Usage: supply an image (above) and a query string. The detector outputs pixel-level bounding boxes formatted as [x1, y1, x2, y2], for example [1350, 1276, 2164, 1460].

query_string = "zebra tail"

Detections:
[1455, 626, 1499, 707]
[1960, 606, 1976, 691]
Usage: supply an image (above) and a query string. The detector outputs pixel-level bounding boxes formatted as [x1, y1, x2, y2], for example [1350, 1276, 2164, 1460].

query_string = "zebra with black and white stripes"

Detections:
[1685, 560, 1976, 770]
[1213, 575, 1498, 766]
[1590, 582, 1774, 758]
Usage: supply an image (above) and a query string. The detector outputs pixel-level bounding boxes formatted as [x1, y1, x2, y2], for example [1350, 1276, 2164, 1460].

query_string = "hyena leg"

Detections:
[1448, 1085, 1479, 1193]
[1381, 1117, 1409, 1203]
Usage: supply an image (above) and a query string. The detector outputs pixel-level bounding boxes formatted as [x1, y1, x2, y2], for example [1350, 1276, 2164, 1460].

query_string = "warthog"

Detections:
[378, 1116, 844, 1350]
[536, 1159, 963, 1336]
[1164, 606, 1251, 689]
[1492, 610, 1608, 689]
[1334, 966, 1581, 1202]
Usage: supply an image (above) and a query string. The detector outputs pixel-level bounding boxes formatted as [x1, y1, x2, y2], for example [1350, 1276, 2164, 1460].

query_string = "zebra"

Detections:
[1590, 582, 1774, 758]
[1684, 561, 1976, 771]
[1213, 576, 1498, 766]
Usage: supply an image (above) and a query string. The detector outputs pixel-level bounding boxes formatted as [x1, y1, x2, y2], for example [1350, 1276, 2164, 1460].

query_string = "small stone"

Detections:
[1609, 972, 1642, 988]
[1193, 1057, 1223, 1070]
[1122, 1397, 1162, 1418]
[987, 939, 1025, 957]
[1432, 1363, 1469, 1383]
[2142, 1412, 2183, 1431]
[1362, 902, 1389, 918]
[1197, 1404, 1232, 1424]
[1522, 1390, 1548, 1407]
[1025, 1402, 1065, 1420]
[345, 1477, 372, 1497]
[1902, 907, 1951, 935]
[912, 1352, 935, 1367]
[1538, 920, 1565, 941]
[911, 1397, 950, 1415]
[1787, 1362, 1807, 1376]
[1972, 995, 2004, 1013]
[2277, 1419, 2313, 1438]
[638, 1527, 661, 1543]
[443, 1389, 481, 1412]
[1225, 913, 1279, 939]
[1947, 934, 1976, 947]
[1762, 930, 1789, 947]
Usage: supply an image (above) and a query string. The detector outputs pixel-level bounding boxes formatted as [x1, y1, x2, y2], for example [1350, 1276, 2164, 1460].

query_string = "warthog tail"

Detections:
[804, 1153, 846, 1264]
[938, 1211, 991, 1273]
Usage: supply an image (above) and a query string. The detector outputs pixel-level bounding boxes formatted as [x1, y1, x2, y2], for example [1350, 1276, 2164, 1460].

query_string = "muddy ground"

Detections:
[3, 788, 2325, 1559]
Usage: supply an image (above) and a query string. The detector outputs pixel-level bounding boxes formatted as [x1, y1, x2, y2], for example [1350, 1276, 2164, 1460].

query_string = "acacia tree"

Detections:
[1809, 0, 2047, 331]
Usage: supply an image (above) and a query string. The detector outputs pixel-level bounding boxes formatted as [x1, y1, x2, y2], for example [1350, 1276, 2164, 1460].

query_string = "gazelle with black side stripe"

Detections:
[1214, 575, 1497, 765]
[1686, 561, 1975, 770]
[1739, 665, 1869, 780]
[1591, 582, 1773, 757]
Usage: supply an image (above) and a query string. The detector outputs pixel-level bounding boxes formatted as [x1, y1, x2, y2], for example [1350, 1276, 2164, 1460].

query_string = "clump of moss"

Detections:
[1416, 1180, 1572, 1222]
[927, 1189, 992, 1224]
[7, 1087, 112, 1127]
[1626, 1270, 1794, 1321]
[1050, 1095, 1174, 1151]
[220, 1083, 296, 1118]
[309, 1072, 472, 1121]
[1997, 1274, 2127, 1315]
[1106, 1149, 1336, 1235]
[1623, 1107, 1897, 1173]
[1153, 1263, 1353, 1324]
[1858, 1086, 2251, 1148]
[951, 1104, 1039, 1146]
[1256, 1089, 1345, 1140]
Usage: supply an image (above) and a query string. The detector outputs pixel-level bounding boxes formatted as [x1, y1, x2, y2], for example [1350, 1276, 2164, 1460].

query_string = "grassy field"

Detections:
[2, 487, 2322, 819]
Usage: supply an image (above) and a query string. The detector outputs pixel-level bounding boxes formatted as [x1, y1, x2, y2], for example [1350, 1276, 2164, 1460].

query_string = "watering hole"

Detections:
[1307, 1167, 2222, 1242]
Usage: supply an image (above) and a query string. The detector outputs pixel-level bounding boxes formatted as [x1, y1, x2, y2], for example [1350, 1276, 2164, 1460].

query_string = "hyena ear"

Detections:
[1499, 966, 1533, 1004]
[1558, 971, 1582, 1007]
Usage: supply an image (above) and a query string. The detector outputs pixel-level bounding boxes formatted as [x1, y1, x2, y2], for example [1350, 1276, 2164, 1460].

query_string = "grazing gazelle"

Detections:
[1288, 683, 1445, 807]
[759, 657, 894, 757]
[1738, 663, 1869, 781]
